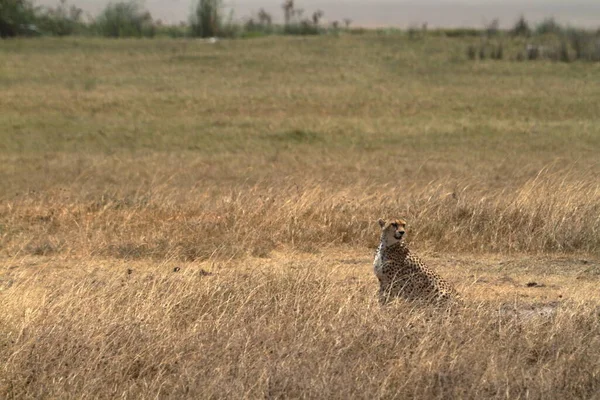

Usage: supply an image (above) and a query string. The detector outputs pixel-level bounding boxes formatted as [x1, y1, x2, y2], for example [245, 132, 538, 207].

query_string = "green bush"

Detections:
[433, 28, 482, 38]
[280, 1, 323, 36]
[155, 23, 187, 38]
[486, 19, 500, 37]
[283, 21, 320, 35]
[512, 15, 531, 37]
[36, 0, 85, 36]
[536, 18, 563, 36]
[93, 1, 154, 38]
[567, 28, 596, 61]
[0, 0, 38, 38]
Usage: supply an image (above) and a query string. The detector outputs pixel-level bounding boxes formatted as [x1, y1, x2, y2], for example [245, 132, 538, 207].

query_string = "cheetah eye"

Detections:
[391, 223, 398, 228]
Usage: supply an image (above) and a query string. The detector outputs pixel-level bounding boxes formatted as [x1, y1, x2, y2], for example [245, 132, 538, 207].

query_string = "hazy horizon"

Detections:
[35, 1, 600, 28]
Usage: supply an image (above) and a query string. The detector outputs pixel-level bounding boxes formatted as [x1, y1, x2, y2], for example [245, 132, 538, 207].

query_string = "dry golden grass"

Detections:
[2, 167, 600, 260]
[1, 36, 600, 398]
[2, 252, 600, 398]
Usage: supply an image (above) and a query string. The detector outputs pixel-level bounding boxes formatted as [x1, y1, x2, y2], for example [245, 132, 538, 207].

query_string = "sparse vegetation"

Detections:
[93, 0, 155, 38]
[462, 17, 600, 64]
[2, 27, 600, 400]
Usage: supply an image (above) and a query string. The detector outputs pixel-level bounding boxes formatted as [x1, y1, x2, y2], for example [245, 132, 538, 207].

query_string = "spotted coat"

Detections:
[373, 219, 459, 304]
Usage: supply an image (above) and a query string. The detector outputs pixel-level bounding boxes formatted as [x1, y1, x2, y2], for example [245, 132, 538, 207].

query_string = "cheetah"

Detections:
[373, 218, 459, 305]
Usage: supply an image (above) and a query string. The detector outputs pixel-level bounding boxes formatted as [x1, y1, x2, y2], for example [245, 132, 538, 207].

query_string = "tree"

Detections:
[536, 18, 563, 35]
[311, 10, 323, 26]
[0, 0, 38, 38]
[512, 15, 531, 37]
[282, 0, 294, 26]
[37, 0, 84, 36]
[94, 1, 154, 38]
[191, 0, 222, 37]
[486, 18, 499, 37]
[257, 8, 272, 26]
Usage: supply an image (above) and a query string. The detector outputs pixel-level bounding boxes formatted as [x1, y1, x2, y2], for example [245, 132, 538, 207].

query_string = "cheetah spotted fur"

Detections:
[373, 218, 459, 305]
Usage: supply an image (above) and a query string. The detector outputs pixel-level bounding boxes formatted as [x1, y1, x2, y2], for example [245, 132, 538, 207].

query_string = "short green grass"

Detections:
[1, 36, 599, 160]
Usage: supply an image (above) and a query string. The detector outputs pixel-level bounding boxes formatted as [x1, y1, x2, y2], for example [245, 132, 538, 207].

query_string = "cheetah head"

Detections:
[378, 218, 407, 246]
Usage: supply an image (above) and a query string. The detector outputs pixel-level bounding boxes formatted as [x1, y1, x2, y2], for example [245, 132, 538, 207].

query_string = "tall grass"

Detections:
[2, 170, 599, 261]
[1, 254, 599, 398]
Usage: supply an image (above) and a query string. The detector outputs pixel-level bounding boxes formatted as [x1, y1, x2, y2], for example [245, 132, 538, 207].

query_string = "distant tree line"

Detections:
[461, 16, 600, 63]
[1, 0, 599, 61]
[0, 0, 345, 38]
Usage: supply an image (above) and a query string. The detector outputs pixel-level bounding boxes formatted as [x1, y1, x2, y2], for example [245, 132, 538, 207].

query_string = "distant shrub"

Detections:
[435, 28, 481, 38]
[512, 15, 531, 37]
[280, 1, 323, 36]
[93, 1, 154, 38]
[282, 0, 294, 26]
[244, 8, 274, 35]
[155, 23, 187, 38]
[217, 9, 242, 38]
[491, 43, 503, 60]
[311, 10, 323, 26]
[526, 44, 540, 60]
[567, 28, 597, 61]
[478, 44, 486, 59]
[219, 22, 241, 38]
[466, 45, 477, 60]
[240, 30, 269, 39]
[467, 42, 503, 61]
[348, 27, 367, 35]
[36, 0, 85, 36]
[593, 41, 600, 62]
[536, 18, 563, 36]
[486, 19, 500, 37]
[190, 0, 221, 38]
[284, 20, 320, 35]
[0, 0, 38, 37]
[560, 41, 571, 62]
[515, 51, 525, 61]
[407, 25, 422, 40]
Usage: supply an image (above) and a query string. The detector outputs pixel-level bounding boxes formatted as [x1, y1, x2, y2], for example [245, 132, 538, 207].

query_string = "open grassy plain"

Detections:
[1, 35, 600, 398]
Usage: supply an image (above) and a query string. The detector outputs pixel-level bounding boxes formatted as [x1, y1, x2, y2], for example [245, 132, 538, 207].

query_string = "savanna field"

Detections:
[1, 35, 600, 398]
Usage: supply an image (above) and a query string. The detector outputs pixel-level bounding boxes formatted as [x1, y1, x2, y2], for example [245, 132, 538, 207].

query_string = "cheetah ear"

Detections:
[378, 218, 386, 228]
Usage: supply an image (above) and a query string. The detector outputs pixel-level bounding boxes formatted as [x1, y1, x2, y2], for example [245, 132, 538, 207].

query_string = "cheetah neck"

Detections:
[378, 234, 409, 254]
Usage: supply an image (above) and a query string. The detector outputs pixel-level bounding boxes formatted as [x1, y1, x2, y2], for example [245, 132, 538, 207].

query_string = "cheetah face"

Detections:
[378, 218, 407, 246]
